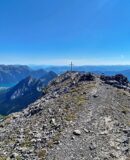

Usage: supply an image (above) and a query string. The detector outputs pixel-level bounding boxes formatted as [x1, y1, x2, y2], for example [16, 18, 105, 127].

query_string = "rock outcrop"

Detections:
[100, 74, 129, 89]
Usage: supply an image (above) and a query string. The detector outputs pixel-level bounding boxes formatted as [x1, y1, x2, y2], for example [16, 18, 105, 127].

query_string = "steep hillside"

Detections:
[0, 72, 57, 115]
[0, 77, 43, 115]
[0, 72, 130, 160]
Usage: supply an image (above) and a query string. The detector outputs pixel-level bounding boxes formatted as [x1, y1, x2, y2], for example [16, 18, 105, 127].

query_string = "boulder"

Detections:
[101, 74, 129, 87]
[78, 73, 94, 82]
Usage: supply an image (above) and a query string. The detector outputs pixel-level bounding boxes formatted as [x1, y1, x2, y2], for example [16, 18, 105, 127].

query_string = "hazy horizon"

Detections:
[0, 62, 130, 67]
[2, 64, 130, 67]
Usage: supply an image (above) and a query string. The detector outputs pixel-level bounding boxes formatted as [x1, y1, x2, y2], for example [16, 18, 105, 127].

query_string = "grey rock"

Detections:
[73, 130, 81, 136]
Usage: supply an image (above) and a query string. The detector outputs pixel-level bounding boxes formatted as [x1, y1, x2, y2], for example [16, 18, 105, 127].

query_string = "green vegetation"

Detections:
[65, 112, 76, 121]
[47, 132, 61, 148]
[37, 149, 47, 160]
[20, 129, 32, 148]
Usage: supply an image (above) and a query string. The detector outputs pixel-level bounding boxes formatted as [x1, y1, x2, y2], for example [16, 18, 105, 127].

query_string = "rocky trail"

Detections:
[47, 78, 130, 160]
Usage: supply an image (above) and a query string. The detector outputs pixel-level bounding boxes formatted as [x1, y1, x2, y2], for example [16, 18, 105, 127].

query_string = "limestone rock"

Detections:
[73, 130, 81, 136]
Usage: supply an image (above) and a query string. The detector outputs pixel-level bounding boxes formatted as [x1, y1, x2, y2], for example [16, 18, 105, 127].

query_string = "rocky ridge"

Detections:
[0, 72, 130, 160]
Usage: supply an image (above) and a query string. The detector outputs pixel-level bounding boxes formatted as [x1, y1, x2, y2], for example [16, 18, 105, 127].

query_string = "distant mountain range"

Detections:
[33, 65, 130, 80]
[1, 64, 130, 115]
[0, 65, 57, 115]
[1, 65, 130, 85]
[0, 71, 57, 115]
[0, 65, 53, 85]
[30, 65, 130, 72]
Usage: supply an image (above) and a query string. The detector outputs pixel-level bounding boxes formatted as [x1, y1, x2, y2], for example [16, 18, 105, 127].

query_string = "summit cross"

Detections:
[70, 61, 74, 72]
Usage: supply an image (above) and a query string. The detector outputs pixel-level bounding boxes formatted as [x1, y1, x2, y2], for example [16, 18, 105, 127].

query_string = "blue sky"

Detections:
[0, 0, 130, 65]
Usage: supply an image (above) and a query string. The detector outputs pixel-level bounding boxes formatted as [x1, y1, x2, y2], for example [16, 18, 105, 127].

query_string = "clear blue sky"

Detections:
[0, 0, 130, 65]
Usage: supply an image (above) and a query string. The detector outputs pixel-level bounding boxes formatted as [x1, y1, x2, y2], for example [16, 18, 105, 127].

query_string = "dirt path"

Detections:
[47, 80, 130, 160]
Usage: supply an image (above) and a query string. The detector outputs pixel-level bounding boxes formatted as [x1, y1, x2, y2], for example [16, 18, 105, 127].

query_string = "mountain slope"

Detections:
[0, 65, 55, 85]
[0, 72, 130, 159]
[0, 65, 31, 84]
[0, 72, 57, 115]
[0, 77, 43, 115]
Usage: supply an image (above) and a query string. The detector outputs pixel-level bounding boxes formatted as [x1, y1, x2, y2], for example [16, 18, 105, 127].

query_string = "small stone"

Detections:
[37, 138, 42, 142]
[100, 130, 108, 135]
[48, 108, 52, 114]
[84, 128, 89, 133]
[53, 140, 60, 144]
[31, 139, 37, 143]
[10, 152, 19, 158]
[89, 142, 96, 150]
[93, 94, 98, 98]
[43, 124, 47, 130]
[73, 130, 81, 136]
[51, 118, 56, 125]
[71, 136, 75, 140]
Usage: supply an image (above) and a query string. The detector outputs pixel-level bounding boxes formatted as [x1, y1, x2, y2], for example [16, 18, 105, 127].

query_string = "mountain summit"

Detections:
[0, 72, 130, 159]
